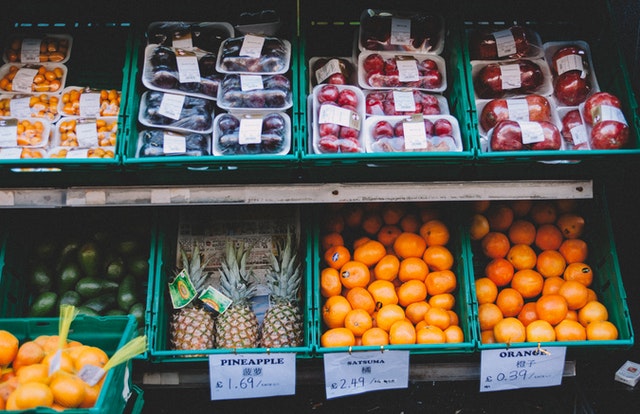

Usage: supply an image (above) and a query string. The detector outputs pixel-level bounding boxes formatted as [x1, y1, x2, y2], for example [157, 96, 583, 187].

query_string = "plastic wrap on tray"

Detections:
[216, 35, 291, 75]
[0, 63, 66, 94]
[0, 118, 50, 148]
[308, 57, 357, 90]
[235, 10, 281, 36]
[358, 9, 444, 54]
[358, 51, 446, 92]
[3, 34, 73, 63]
[0, 146, 46, 159]
[142, 44, 223, 100]
[365, 89, 449, 116]
[213, 112, 290, 155]
[138, 90, 214, 134]
[59, 86, 121, 117]
[579, 92, 630, 149]
[146, 22, 234, 53]
[217, 74, 292, 111]
[477, 94, 553, 135]
[487, 120, 563, 152]
[48, 146, 116, 158]
[471, 59, 552, 100]
[467, 25, 543, 61]
[53, 117, 117, 148]
[0, 94, 60, 121]
[544, 41, 600, 107]
[137, 129, 211, 157]
[364, 114, 462, 153]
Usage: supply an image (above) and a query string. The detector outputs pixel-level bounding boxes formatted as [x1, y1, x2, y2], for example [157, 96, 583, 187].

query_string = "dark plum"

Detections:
[218, 114, 240, 134]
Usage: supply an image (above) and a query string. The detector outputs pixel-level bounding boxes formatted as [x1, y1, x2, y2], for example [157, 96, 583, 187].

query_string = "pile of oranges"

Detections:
[319, 202, 465, 348]
[470, 199, 619, 344]
[0, 330, 108, 410]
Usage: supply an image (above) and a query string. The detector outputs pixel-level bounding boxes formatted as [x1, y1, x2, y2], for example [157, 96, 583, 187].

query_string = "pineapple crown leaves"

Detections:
[219, 240, 259, 304]
[266, 229, 302, 303]
[178, 244, 212, 293]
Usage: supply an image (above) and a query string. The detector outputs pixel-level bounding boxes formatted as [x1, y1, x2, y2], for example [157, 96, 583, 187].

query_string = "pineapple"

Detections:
[260, 231, 304, 348]
[214, 241, 260, 349]
[169, 245, 215, 352]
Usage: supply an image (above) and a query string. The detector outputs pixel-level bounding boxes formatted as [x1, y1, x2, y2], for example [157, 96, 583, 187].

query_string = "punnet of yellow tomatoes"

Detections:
[60, 87, 121, 117]
[318, 202, 471, 350]
[0, 64, 66, 93]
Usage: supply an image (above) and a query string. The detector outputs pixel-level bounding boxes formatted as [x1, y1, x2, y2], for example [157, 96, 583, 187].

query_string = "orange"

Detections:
[478, 303, 503, 331]
[555, 199, 579, 214]
[558, 238, 588, 264]
[475, 277, 498, 305]
[323, 213, 345, 233]
[496, 288, 524, 317]
[373, 254, 400, 281]
[43, 352, 75, 374]
[484, 257, 515, 287]
[486, 203, 514, 232]
[381, 203, 406, 225]
[344, 309, 374, 336]
[361, 212, 384, 235]
[340, 261, 370, 289]
[493, 317, 526, 344]
[542, 276, 565, 296]
[343, 205, 364, 228]
[510, 269, 544, 299]
[481, 232, 510, 259]
[361, 327, 390, 346]
[419, 219, 450, 246]
[470, 200, 490, 213]
[397, 279, 428, 307]
[508, 219, 536, 245]
[422, 245, 454, 271]
[586, 321, 618, 340]
[388, 320, 416, 344]
[321, 328, 356, 348]
[377, 225, 402, 247]
[449, 310, 460, 326]
[6, 381, 54, 409]
[536, 250, 567, 278]
[400, 214, 420, 233]
[578, 301, 608, 327]
[506, 244, 537, 270]
[509, 200, 533, 217]
[565, 309, 579, 322]
[444, 325, 464, 343]
[423, 307, 451, 331]
[556, 213, 585, 239]
[398, 257, 429, 282]
[72, 346, 108, 372]
[50, 372, 86, 408]
[322, 295, 352, 329]
[79, 376, 103, 409]
[534, 224, 563, 251]
[321, 232, 344, 251]
[586, 288, 597, 303]
[324, 245, 351, 270]
[480, 329, 497, 344]
[469, 213, 490, 241]
[554, 319, 586, 341]
[517, 302, 539, 327]
[429, 293, 456, 310]
[16, 363, 49, 385]
[536, 294, 568, 325]
[346, 287, 376, 315]
[353, 239, 386, 267]
[12, 341, 45, 372]
[558, 280, 588, 310]
[405, 301, 431, 325]
[0, 376, 18, 402]
[320, 267, 342, 298]
[375, 304, 405, 331]
[393, 232, 427, 259]
[425, 270, 457, 295]
[416, 325, 446, 344]
[563, 262, 593, 287]
[530, 201, 557, 225]
[353, 236, 371, 250]
[526, 320, 556, 342]
[368, 280, 399, 310]
[0, 330, 19, 366]
[419, 206, 441, 223]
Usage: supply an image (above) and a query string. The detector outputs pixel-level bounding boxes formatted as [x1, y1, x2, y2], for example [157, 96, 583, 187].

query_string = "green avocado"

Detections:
[82, 294, 116, 314]
[117, 275, 138, 311]
[105, 256, 126, 281]
[128, 255, 149, 279]
[28, 264, 54, 293]
[29, 291, 58, 317]
[58, 263, 82, 292]
[117, 238, 140, 257]
[76, 306, 100, 317]
[58, 290, 82, 307]
[128, 302, 145, 330]
[75, 277, 118, 299]
[58, 240, 80, 266]
[77, 242, 101, 278]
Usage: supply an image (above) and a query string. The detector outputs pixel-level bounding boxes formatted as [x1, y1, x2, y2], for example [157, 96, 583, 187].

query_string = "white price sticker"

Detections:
[0, 148, 22, 159]
[493, 29, 517, 57]
[12, 68, 38, 93]
[172, 32, 193, 50]
[397, 59, 419, 83]
[9, 97, 31, 118]
[506, 99, 530, 122]
[393, 90, 416, 112]
[209, 353, 296, 400]
[556, 54, 585, 76]
[158, 93, 186, 120]
[390, 18, 412, 45]
[403, 120, 428, 150]
[500, 64, 522, 90]
[480, 347, 566, 392]
[0, 119, 18, 146]
[240, 75, 264, 92]
[76, 119, 99, 147]
[20, 38, 42, 63]
[163, 133, 187, 154]
[315, 59, 342, 84]
[594, 105, 627, 125]
[324, 350, 409, 399]
[79, 92, 102, 117]
[570, 124, 589, 145]
[239, 117, 263, 145]
[318, 104, 360, 129]
[519, 121, 545, 144]
[65, 149, 89, 158]
[176, 50, 201, 83]
[240, 35, 266, 58]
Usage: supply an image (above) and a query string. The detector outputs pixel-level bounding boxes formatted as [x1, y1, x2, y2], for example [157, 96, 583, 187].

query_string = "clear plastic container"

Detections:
[358, 51, 446, 92]
[216, 74, 292, 111]
[212, 111, 291, 155]
[471, 58, 552, 100]
[0, 62, 67, 94]
[467, 25, 543, 61]
[0, 117, 50, 148]
[0, 93, 60, 122]
[308, 57, 357, 91]
[136, 128, 211, 158]
[59, 86, 121, 117]
[52, 116, 118, 148]
[3, 34, 73, 64]
[363, 89, 449, 116]
[138, 90, 214, 134]
[146, 21, 234, 53]
[216, 36, 291, 75]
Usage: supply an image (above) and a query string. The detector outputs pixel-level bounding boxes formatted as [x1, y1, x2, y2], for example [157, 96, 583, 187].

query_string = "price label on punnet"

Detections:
[209, 353, 296, 400]
[480, 346, 567, 392]
[323, 350, 409, 399]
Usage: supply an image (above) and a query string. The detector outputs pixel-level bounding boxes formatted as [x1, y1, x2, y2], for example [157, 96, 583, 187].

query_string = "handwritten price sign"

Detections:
[480, 346, 566, 392]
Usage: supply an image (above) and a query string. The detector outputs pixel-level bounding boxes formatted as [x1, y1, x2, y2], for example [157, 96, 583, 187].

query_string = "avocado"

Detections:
[117, 238, 140, 257]
[128, 302, 146, 330]
[76, 306, 100, 317]
[117, 275, 138, 311]
[82, 294, 116, 314]
[58, 263, 82, 292]
[75, 277, 118, 299]
[29, 291, 58, 317]
[58, 240, 80, 266]
[34, 240, 57, 262]
[105, 256, 126, 281]
[58, 290, 82, 307]
[28, 264, 54, 293]
[128, 255, 150, 279]
[106, 309, 127, 316]
[77, 242, 101, 278]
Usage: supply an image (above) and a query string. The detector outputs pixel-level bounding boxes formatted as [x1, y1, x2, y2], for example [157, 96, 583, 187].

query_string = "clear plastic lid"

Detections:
[59, 86, 121, 117]
[137, 128, 211, 158]
[52, 116, 118, 148]
[212, 111, 291, 156]
[0, 117, 51, 148]
[0, 93, 61, 123]
[216, 74, 292, 111]
[216, 36, 291, 75]
[0, 62, 67, 95]
[3, 34, 73, 64]
[358, 51, 447, 93]
[363, 89, 449, 116]
[138, 90, 215, 134]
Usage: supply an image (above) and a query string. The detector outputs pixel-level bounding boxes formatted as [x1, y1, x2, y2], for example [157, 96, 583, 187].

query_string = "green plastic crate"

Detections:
[120, 1, 302, 184]
[465, 193, 634, 352]
[0, 208, 157, 360]
[314, 202, 476, 355]
[298, 1, 475, 182]
[150, 205, 315, 361]
[460, 0, 640, 172]
[0, 314, 138, 414]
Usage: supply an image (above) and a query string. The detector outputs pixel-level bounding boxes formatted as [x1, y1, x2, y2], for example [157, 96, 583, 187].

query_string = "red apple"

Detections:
[317, 85, 339, 103]
[319, 123, 340, 137]
[590, 120, 629, 149]
[327, 73, 347, 85]
[339, 126, 358, 139]
[363, 54, 384, 74]
[393, 122, 404, 137]
[554, 71, 591, 106]
[318, 135, 339, 152]
[372, 120, 394, 140]
[420, 70, 443, 89]
[338, 89, 359, 108]
[551, 46, 587, 76]
[561, 109, 589, 148]
[529, 121, 562, 150]
[583, 92, 622, 125]
[366, 97, 384, 115]
[489, 120, 524, 151]
[433, 119, 454, 136]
